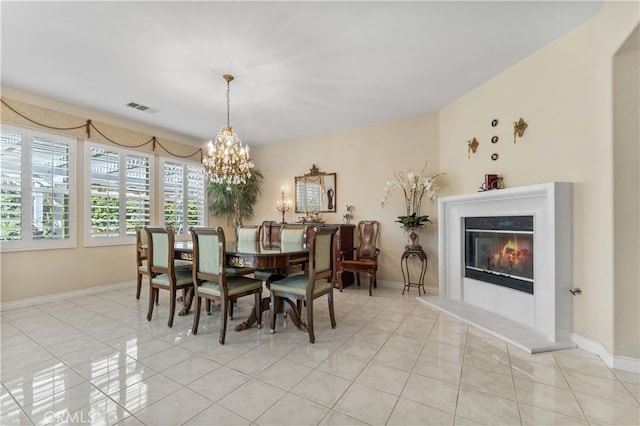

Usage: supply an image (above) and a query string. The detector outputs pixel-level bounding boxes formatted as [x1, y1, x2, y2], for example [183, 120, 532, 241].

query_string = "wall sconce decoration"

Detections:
[491, 136, 499, 143]
[276, 186, 291, 223]
[491, 119, 499, 127]
[491, 153, 499, 161]
[467, 137, 479, 158]
[513, 117, 528, 143]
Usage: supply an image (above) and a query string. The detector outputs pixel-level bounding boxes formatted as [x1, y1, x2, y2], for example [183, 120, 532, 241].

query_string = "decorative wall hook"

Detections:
[513, 117, 528, 143]
[467, 137, 479, 158]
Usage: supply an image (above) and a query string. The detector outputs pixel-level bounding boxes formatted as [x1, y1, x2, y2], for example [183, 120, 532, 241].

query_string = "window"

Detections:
[161, 158, 205, 234]
[0, 124, 75, 251]
[85, 142, 152, 246]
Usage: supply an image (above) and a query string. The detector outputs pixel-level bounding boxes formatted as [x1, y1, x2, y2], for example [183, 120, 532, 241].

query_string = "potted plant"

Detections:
[395, 212, 432, 229]
[381, 162, 443, 248]
[207, 169, 264, 231]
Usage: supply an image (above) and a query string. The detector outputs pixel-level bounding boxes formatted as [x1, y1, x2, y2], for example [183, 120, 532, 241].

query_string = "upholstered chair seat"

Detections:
[197, 276, 264, 298]
[269, 274, 333, 297]
[150, 268, 193, 287]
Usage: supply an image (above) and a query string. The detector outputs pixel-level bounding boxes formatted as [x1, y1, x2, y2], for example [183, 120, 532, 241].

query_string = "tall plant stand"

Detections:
[401, 246, 427, 296]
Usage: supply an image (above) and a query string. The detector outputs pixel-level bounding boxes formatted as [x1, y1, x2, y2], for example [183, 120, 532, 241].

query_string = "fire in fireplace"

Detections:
[464, 216, 534, 294]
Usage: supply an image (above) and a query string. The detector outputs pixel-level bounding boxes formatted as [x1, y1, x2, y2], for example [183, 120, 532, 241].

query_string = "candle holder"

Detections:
[276, 187, 291, 224]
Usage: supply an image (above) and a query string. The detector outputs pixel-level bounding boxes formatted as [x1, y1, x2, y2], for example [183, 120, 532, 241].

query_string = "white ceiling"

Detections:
[1, 1, 603, 146]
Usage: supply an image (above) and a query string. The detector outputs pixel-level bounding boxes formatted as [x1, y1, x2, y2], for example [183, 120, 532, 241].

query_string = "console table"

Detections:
[401, 246, 428, 296]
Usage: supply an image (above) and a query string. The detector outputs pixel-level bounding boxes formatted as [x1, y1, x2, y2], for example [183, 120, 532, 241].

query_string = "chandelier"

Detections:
[202, 74, 254, 185]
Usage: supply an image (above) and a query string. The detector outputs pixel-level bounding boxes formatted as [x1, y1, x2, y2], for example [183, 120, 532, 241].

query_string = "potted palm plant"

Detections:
[207, 169, 264, 231]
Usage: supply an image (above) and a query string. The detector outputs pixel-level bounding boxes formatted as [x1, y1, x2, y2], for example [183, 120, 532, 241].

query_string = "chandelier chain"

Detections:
[226, 79, 231, 128]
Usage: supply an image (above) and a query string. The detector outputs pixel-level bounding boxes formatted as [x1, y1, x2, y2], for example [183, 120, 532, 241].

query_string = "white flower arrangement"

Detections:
[381, 162, 443, 229]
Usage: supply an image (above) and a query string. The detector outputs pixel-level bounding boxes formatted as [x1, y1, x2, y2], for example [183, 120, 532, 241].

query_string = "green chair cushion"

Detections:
[138, 260, 148, 274]
[151, 268, 193, 287]
[174, 259, 193, 270]
[253, 269, 272, 281]
[197, 276, 263, 297]
[225, 266, 257, 277]
[270, 274, 332, 297]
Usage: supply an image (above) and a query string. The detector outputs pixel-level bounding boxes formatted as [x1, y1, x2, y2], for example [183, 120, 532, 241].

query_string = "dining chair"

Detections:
[269, 226, 337, 343]
[225, 225, 260, 277]
[337, 220, 380, 296]
[261, 220, 276, 246]
[135, 226, 149, 300]
[280, 224, 308, 275]
[145, 226, 194, 327]
[190, 227, 264, 344]
[252, 223, 277, 283]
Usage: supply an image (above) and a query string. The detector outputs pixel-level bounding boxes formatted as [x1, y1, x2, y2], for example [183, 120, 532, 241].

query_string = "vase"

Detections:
[405, 226, 422, 250]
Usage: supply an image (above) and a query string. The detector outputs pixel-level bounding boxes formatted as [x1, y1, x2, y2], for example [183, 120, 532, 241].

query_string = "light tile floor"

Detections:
[1, 285, 638, 425]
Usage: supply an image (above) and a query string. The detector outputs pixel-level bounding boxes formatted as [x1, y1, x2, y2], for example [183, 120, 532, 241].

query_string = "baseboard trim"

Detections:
[571, 333, 639, 374]
[374, 280, 440, 295]
[0, 281, 134, 311]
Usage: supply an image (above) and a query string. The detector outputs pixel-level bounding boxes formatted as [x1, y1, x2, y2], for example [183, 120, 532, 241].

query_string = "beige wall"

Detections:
[613, 29, 639, 357]
[1, 1, 638, 359]
[250, 112, 441, 287]
[438, 1, 638, 357]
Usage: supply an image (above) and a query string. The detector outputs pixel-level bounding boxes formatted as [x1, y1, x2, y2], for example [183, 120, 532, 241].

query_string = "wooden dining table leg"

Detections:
[178, 287, 194, 316]
[232, 272, 306, 332]
[234, 297, 271, 331]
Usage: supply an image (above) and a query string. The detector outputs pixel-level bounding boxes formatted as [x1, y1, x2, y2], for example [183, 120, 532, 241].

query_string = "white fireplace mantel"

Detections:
[424, 182, 573, 352]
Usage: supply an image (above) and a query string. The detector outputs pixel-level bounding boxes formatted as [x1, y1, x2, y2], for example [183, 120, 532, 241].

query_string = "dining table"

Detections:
[173, 240, 311, 332]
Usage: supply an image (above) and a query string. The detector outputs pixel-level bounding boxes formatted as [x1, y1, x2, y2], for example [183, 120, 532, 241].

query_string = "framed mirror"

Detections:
[295, 165, 337, 213]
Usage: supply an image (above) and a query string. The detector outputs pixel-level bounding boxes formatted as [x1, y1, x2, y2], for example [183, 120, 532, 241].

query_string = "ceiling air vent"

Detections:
[125, 102, 157, 113]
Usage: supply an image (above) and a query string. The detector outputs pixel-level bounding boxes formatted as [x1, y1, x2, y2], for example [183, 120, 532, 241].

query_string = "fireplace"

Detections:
[429, 182, 573, 350]
[464, 216, 534, 294]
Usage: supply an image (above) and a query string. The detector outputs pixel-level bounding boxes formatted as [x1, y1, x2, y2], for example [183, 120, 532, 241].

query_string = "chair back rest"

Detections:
[280, 225, 307, 245]
[190, 227, 225, 281]
[308, 226, 337, 281]
[260, 221, 275, 245]
[357, 220, 380, 260]
[135, 226, 148, 264]
[146, 226, 175, 272]
[237, 225, 260, 242]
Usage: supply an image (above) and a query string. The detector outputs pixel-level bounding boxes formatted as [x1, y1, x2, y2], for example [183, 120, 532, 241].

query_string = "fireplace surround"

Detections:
[424, 182, 573, 352]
